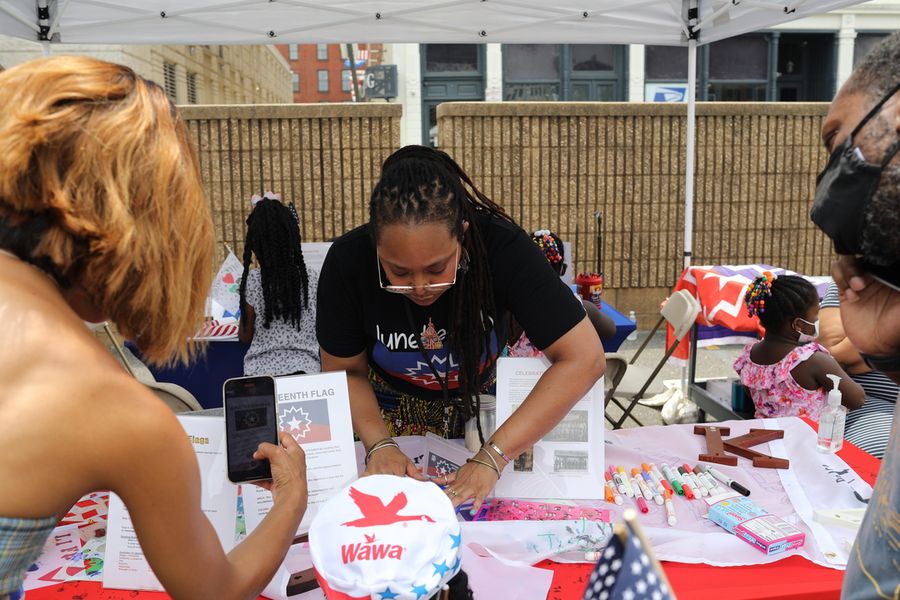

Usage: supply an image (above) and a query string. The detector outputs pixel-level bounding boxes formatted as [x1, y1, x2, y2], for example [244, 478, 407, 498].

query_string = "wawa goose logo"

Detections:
[339, 487, 435, 564]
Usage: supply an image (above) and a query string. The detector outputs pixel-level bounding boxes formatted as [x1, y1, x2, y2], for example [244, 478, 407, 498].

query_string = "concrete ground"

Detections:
[604, 329, 746, 429]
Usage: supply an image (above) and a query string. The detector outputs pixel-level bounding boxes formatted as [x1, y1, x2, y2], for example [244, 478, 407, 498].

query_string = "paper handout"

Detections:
[243, 371, 358, 536]
[494, 357, 605, 499]
[103, 414, 237, 591]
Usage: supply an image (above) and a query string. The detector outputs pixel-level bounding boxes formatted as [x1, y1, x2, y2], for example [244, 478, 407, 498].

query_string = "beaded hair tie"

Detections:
[745, 271, 776, 317]
[532, 229, 563, 266]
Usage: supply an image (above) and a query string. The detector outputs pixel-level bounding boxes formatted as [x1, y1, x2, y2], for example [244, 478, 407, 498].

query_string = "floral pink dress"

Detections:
[733, 342, 830, 421]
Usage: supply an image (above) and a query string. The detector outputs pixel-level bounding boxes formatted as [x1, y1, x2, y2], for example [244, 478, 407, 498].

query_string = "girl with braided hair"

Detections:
[238, 196, 320, 376]
[507, 229, 616, 357]
[317, 145, 605, 510]
[733, 272, 864, 420]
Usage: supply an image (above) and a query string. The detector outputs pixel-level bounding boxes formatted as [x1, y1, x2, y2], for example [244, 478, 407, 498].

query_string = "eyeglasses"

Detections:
[377, 246, 459, 295]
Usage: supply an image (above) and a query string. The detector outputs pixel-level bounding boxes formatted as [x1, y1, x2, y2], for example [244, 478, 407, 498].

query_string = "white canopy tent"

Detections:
[0, 0, 866, 265]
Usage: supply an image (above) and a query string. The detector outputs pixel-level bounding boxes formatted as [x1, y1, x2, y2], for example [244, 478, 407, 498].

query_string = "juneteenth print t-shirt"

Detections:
[316, 213, 586, 402]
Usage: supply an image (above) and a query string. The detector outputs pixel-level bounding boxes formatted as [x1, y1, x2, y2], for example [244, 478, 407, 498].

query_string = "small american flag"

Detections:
[583, 514, 674, 600]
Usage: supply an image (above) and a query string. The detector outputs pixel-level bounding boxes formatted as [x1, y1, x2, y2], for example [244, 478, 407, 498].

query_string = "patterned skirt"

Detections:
[368, 368, 495, 439]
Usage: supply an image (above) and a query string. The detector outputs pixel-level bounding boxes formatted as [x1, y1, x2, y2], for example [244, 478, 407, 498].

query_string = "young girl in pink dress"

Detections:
[733, 272, 864, 420]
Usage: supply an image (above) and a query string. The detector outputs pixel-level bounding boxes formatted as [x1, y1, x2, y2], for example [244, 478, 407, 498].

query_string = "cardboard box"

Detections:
[706, 493, 806, 556]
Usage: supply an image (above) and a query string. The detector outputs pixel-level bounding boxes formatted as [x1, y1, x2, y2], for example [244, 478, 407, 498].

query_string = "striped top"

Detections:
[0, 515, 57, 596]
[820, 281, 898, 458]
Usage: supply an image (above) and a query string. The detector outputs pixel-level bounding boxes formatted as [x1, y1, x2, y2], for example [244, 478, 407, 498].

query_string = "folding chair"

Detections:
[604, 290, 700, 429]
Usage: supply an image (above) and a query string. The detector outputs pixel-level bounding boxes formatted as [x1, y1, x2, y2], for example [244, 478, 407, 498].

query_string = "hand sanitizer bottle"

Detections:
[817, 374, 846, 453]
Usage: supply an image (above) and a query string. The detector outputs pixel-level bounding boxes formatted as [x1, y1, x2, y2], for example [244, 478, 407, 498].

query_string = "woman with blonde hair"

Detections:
[0, 56, 307, 599]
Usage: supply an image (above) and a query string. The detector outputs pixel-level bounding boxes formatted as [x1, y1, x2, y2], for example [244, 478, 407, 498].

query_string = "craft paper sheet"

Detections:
[600, 417, 870, 569]
[103, 415, 238, 591]
[494, 357, 605, 499]
[243, 371, 358, 536]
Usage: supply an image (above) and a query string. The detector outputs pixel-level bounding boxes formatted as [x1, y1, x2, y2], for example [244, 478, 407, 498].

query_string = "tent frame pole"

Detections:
[684, 38, 697, 269]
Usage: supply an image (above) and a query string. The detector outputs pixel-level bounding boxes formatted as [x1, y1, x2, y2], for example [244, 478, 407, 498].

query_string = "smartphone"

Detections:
[223, 375, 278, 483]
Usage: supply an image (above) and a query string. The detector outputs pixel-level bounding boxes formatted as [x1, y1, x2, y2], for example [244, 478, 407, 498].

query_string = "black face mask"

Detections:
[810, 83, 900, 256]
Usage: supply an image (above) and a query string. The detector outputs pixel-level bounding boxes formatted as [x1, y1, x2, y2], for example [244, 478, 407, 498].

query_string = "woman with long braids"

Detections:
[734, 272, 864, 419]
[238, 196, 320, 376]
[317, 145, 605, 509]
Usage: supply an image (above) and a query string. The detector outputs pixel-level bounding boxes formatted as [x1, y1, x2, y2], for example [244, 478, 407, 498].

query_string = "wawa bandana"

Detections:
[309, 474, 461, 600]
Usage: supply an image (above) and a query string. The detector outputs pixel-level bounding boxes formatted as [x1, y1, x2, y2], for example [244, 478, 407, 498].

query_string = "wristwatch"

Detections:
[860, 352, 900, 373]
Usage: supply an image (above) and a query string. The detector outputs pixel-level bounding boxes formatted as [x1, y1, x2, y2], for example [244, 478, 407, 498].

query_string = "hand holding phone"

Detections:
[224, 376, 279, 483]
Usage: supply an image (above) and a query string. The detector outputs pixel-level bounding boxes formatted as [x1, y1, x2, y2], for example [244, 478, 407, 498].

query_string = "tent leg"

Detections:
[683, 38, 697, 269]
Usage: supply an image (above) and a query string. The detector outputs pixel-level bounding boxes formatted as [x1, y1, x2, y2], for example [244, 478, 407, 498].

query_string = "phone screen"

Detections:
[223, 376, 278, 483]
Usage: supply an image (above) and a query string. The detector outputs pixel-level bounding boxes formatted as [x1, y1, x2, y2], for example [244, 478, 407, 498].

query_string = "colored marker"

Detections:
[703, 465, 751, 497]
[631, 469, 654, 501]
[663, 490, 677, 526]
[666, 464, 694, 499]
[678, 466, 707, 497]
[635, 494, 649, 514]
[649, 463, 674, 495]
[660, 464, 685, 496]
[692, 465, 721, 493]
[610, 484, 624, 506]
[617, 466, 636, 497]
[681, 464, 710, 496]
[608, 467, 630, 497]
[641, 471, 664, 505]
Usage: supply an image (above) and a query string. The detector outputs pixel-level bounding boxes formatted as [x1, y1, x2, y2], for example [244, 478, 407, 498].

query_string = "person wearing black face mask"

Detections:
[813, 31, 900, 600]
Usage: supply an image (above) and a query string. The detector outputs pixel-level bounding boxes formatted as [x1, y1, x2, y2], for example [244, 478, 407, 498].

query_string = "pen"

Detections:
[660, 463, 685, 496]
[641, 471, 664, 505]
[631, 469, 654, 501]
[635, 494, 649, 514]
[682, 464, 712, 496]
[647, 463, 675, 492]
[604, 481, 623, 505]
[608, 467, 631, 497]
[692, 465, 722, 494]
[663, 489, 677, 526]
[701, 465, 751, 497]
[617, 466, 636, 498]
[678, 466, 708, 497]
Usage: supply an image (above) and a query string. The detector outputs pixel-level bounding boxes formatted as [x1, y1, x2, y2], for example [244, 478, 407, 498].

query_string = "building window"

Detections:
[317, 44, 328, 60]
[163, 62, 177, 102]
[706, 34, 768, 101]
[645, 45, 689, 80]
[570, 45, 616, 72]
[289, 44, 299, 60]
[292, 72, 300, 93]
[424, 44, 479, 73]
[341, 69, 352, 92]
[187, 72, 198, 104]
[854, 33, 888, 67]
[318, 70, 329, 92]
[503, 44, 560, 100]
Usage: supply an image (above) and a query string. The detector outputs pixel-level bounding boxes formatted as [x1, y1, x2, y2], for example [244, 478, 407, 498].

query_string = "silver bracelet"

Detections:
[365, 439, 399, 465]
[487, 441, 511, 464]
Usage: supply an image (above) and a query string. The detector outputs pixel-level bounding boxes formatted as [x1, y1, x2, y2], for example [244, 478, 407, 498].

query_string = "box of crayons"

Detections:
[706, 492, 805, 556]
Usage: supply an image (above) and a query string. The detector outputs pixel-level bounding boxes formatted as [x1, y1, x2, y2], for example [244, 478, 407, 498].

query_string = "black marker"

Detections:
[703, 465, 751, 497]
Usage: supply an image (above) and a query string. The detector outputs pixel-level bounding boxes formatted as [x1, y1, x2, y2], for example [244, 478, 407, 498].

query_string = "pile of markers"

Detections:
[604, 463, 751, 527]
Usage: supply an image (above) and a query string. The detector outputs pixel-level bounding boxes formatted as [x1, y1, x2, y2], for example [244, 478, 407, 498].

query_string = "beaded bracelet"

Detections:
[466, 457, 501, 478]
[364, 438, 399, 466]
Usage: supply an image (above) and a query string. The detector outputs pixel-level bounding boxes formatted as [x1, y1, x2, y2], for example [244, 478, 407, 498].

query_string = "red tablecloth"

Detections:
[27, 421, 880, 600]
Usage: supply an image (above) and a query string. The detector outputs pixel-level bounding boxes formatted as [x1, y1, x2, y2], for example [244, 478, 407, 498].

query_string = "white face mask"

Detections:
[795, 317, 819, 343]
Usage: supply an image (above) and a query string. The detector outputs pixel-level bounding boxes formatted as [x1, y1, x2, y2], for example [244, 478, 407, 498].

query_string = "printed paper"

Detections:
[243, 371, 358, 536]
[494, 357, 605, 499]
[103, 415, 237, 591]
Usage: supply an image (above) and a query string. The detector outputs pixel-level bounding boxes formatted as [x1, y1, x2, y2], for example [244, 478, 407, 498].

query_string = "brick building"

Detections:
[277, 44, 383, 103]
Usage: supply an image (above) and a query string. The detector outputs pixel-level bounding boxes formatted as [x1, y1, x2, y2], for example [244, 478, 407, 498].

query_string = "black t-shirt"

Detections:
[316, 212, 585, 400]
